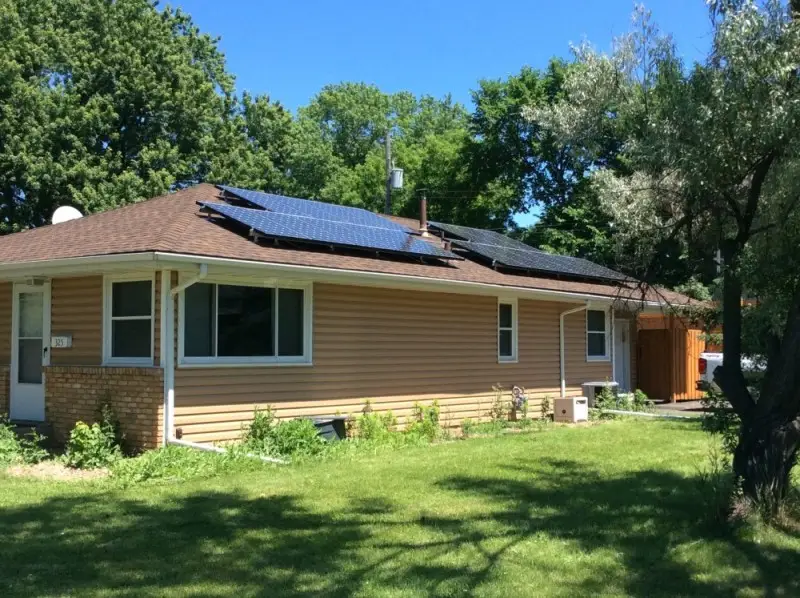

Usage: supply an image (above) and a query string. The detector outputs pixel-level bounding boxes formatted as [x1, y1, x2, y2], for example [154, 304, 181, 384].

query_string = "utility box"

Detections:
[554, 397, 589, 423]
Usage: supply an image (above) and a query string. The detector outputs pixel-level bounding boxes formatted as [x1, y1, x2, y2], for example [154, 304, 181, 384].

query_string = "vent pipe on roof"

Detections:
[419, 192, 429, 236]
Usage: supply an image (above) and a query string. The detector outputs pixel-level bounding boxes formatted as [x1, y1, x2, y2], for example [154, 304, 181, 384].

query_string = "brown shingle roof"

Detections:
[0, 184, 691, 304]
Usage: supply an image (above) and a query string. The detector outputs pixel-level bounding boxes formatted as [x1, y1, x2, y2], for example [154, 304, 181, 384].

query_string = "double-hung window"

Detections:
[586, 309, 610, 361]
[104, 277, 154, 365]
[181, 282, 310, 365]
[498, 299, 518, 363]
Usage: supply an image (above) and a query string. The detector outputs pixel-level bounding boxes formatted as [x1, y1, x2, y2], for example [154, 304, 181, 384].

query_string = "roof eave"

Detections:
[0, 250, 676, 310]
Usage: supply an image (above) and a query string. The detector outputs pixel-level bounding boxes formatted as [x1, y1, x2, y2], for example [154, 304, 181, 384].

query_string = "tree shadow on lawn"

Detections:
[0, 460, 798, 597]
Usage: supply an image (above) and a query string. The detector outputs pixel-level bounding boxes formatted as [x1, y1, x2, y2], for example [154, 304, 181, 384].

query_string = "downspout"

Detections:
[161, 265, 207, 446]
[160, 265, 287, 465]
[560, 304, 589, 399]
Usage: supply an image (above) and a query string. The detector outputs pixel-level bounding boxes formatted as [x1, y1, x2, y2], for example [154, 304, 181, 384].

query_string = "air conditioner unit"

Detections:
[554, 397, 589, 423]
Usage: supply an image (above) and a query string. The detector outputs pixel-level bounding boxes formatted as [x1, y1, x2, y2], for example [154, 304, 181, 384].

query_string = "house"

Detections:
[0, 184, 694, 450]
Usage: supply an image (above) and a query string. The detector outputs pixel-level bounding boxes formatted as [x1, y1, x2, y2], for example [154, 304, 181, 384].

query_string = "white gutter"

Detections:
[170, 263, 208, 296]
[560, 304, 589, 398]
[0, 250, 669, 309]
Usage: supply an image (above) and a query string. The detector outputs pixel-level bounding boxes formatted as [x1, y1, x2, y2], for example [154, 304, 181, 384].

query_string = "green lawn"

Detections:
[1, 420, 798, 597]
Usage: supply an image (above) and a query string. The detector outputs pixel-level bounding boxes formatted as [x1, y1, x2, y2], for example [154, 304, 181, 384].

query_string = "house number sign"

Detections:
[51, 335, 73, 349]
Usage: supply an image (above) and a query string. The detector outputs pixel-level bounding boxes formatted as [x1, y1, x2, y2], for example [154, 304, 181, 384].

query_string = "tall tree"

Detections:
[535, 1, 800, 515]
[0, 0, 236, 231]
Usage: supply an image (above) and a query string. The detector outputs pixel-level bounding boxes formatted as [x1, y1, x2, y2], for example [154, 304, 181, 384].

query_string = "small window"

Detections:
[498, 300, 517, 362]
[182, 282, 309, 364]
[587, 309, 609, 360]
[105, 278, 153, 364]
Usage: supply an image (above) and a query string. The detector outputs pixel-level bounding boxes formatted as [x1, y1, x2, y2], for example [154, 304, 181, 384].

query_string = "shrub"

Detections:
[64, 421, 121, 469]
[356, 410, 397, 440]
[269, 419, 326, 457]
[407, 401, 443, 442]
[632, 389, 654, 412]
[461, 418, 475, 438]
[98, 402, 126, 453]
[540, 395, 552, 421]
[0, 416, 49, 465]
[489, 385, 506, 422]
[242, 406, 277, 448]
[242, 408, 325, 458]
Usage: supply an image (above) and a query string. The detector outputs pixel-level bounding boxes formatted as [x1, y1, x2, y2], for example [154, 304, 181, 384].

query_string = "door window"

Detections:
[17, 292, 44, 384]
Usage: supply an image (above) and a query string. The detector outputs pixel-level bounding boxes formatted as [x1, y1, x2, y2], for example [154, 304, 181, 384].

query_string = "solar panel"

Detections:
[218, 185, 411, 233]
[428, 221, 542, 253]
[199, 202, 461, 260]
[452, 240, 627, 282]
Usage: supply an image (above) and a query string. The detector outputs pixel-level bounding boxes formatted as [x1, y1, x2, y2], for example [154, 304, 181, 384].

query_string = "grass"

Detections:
[0, 419, 798, 597]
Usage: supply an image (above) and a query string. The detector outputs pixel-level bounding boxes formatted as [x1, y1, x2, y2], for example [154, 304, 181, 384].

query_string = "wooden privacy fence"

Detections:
[637, 316, 707, 402]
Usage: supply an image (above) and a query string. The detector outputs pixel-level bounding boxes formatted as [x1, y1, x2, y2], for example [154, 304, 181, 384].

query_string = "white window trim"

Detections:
[177, 278, 313, 368]
[103, 274, 156, 366]
[497, 298, 518, 364]
[586, 307, 611, 362]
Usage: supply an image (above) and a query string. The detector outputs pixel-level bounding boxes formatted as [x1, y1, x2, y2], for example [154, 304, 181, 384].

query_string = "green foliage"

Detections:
[701, 388, 740, 459]
[407, 401, 444, 442]
[242, 408, 325, 458]
[356, 410, 398, 441]
[489, 385, 507, 422]
[111, 445, 265, 486]
[460, 418, 475, 438]
[0, 416, 49, 465]
[268, 419, 326, 458]
[242, 406, 278, 447]
[64, 421, 122, 469]
[0, 0, 237, 231]
[593, 388, 654, 418]
[540, 395, 552, 420]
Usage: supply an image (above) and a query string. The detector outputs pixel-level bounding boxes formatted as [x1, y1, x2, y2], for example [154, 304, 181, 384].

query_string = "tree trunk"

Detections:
[733, 415, 800, 517]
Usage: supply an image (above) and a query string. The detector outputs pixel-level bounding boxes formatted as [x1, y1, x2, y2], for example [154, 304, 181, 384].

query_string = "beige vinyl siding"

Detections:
[0, 282, 10, 364]
[174, 283, 611, 443]
[50, 277, 103, 366]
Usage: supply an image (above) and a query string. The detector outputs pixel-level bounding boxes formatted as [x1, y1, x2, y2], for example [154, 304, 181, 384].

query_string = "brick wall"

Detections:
[45, 366, 164, 451]
[0, 365, 8, 417]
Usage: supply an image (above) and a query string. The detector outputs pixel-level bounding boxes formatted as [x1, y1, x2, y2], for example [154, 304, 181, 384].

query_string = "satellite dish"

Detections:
[51, 206, 83, 225]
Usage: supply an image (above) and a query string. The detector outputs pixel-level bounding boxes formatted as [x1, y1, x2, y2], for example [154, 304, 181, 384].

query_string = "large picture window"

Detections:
[104, 277, 154, 365]
[498, 299, 518, 363]
[181, 282, 310, 365]
[586, 309, 610, 361]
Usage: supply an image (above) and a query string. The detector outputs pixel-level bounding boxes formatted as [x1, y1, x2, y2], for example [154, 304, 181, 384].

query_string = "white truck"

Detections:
[697, 352, 763, 392]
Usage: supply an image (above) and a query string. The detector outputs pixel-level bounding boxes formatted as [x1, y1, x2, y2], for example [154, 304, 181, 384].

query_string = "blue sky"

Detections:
[169, 0, 714, 223]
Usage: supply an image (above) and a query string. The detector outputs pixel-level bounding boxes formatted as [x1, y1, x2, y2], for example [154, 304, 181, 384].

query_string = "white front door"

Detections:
[10, 283, 50, 421]
[614, 319, 631, 393]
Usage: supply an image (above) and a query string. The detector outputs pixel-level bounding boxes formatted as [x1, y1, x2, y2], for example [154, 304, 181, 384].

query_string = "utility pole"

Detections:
[384, 130, 392, 215]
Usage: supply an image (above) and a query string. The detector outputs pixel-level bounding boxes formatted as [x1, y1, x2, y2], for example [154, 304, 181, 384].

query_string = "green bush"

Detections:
[269, 418, 326, 457]
[64, 421, 121, 469]
[242, 408, 325, 458]
[356, 410, 398, 440]
[242, 406, 277, 447]
[0, 416, 49, 466]
[407, 401, 443, 442]
[461, 418, 475, 438]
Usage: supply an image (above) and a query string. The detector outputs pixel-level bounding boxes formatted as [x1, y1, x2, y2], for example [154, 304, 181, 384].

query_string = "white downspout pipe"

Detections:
[161, 264, 207, 446]
[560, 304, 589, 398]
[160, 264, 287, 464]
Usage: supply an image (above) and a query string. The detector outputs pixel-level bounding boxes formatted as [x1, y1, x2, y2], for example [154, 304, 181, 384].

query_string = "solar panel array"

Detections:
[429, 221, 543, 253]
[428, 221, 627, 282]
[218, 185, 411, 232]
[200, 201, 460, 260]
